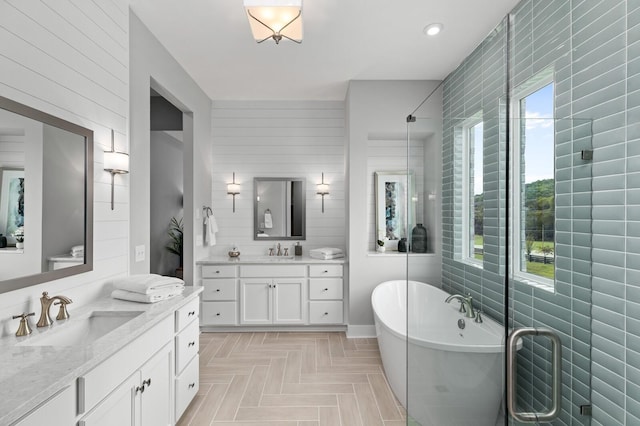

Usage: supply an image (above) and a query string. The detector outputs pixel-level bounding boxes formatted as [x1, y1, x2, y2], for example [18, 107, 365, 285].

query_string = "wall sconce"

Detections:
[317, 172, 330, 213]
[244, 0, 303, 44]
[104, 129, 129, 210]
[227, 172, 241, 212]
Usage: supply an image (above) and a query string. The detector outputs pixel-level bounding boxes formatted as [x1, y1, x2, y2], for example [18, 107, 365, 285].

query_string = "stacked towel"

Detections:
[264, 211, 273, 228]
[111, 274, 185, 303]
[70, 245, 84, 258]
[309, 247, 344, 260]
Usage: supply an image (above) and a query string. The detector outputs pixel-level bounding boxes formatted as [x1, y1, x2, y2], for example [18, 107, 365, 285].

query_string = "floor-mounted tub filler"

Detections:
[372, 280, 505, 426]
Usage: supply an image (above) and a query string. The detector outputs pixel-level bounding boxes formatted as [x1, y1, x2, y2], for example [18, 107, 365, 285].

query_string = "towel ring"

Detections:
[265, 208, 271, 214]
[203, 206, 213, 218]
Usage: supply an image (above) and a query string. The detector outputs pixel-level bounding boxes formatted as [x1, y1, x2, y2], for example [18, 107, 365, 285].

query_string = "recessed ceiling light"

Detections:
[423, 23, 443, 36]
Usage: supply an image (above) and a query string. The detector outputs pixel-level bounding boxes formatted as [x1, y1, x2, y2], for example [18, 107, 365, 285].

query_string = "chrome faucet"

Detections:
[276, 243, 282, 256]
[37, 291, 73, 327]
[445, 293, 476, 319]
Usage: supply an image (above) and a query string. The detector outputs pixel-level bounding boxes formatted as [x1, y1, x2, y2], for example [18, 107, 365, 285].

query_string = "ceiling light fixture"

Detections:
[423, 23, 443, 36]
[244, 0, 303, 44]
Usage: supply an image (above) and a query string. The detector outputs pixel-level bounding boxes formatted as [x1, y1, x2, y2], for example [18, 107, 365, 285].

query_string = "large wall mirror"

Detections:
[0, 95, 93, 294]
[254, 177, 305, 240]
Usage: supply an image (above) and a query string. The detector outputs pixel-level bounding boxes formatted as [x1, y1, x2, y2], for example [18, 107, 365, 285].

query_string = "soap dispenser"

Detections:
[295, 242, 302, 256]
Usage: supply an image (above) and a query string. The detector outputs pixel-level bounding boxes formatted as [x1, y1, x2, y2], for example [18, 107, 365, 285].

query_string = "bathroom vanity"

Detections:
[197, 256, 346, 330]
[0, 288, 202, 426]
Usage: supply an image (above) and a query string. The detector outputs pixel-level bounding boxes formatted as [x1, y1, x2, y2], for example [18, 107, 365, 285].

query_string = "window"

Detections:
[512, 72, 555, 287]
[462, 114, 483, 265]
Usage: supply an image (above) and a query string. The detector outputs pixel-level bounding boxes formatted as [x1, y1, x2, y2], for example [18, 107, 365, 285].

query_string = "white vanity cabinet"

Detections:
[78, 316, 174, 426]
[198, 259, 345, 329]
[201, 264, 238, 325]
[174, 297, 200, 422]
[12, 385, 76, 426]
[240, 264, 307, 324]
[308, 264, 344, 324]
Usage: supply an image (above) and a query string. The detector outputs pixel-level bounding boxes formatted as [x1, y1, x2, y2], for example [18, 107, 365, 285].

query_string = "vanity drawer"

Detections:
[309, 301, 343, 324]
[240, 264, 306, 278]
[309, 264, 343, 277]
[309, 278, 343, 300]
[202, 279, 237, 301]
[175, 297, 199, 332]
[175, 356, 199, 421]
[176, 320, 199, 375]
[202, 301, 237, 325]
[201, 264, 237, 278]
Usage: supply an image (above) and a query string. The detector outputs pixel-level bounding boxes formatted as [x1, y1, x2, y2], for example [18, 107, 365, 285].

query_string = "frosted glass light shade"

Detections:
[317, 183, 329, 195]
[244, 0, 303, 43]
[104, 151, 129, 174]
[227, 183, 241, 195]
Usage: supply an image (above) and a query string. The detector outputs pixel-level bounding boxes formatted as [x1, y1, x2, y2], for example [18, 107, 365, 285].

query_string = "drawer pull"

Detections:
[188, 383, 196, 389]
[188, 341, 196, 347]
[188, 311, 196, 316]
[143, 378, 151, 388]
[323, 270, 329, 273]
[136, 385, 145, 394]
[216, 313, 221, 316]
[216, 289, 221, 292]
[216, 270, 221, 274]
[324, 312, 329, 316]
[323, 288, 329, 291]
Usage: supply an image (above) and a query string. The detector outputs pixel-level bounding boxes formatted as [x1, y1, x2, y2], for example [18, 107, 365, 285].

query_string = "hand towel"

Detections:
[70, 245, 84, 257]
[264, 211, 273, 228]
[112, 274, 185, 294]
[111, 286, 184, 303]
[204, 212, 219, 246]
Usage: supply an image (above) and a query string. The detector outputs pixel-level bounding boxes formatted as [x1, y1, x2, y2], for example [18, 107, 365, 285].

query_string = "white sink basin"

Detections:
[18, 310, 143, 347]
[256, 256, 295, 261]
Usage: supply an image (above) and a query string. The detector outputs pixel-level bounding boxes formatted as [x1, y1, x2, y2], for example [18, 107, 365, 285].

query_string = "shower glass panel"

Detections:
[404, 114, 592, 425]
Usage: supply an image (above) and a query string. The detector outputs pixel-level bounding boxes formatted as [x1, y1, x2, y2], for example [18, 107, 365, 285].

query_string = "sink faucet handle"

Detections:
[474, 310, 483, 323]
[54, 301, 70, 320]
[283, 247, 289, 256]
[268, 247, 274, 256]
[12, 312, 35, 337]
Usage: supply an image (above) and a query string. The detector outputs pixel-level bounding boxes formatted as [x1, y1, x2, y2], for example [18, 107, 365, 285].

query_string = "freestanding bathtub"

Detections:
[372, 280, 505, 426]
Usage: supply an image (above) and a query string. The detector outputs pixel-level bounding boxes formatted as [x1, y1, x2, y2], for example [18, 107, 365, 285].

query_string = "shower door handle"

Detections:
[507, 327, 562, 423]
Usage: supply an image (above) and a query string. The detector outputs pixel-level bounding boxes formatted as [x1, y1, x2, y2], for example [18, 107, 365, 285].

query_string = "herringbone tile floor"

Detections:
[177, 332, 406, 426]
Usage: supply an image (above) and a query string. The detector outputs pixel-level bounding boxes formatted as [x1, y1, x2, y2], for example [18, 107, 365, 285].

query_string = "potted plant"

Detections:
[166, 217, 183, 278]
[13, 226, 24, 249]
[376, 237, 388, 253]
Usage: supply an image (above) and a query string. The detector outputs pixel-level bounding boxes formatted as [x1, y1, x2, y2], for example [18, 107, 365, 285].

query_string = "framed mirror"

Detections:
[254, 177, 305, 240]
[375, 171, 415, 251]
[0, 95, 93, 294]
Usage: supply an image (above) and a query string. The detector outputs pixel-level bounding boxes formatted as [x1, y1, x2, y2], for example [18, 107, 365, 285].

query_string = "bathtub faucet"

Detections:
[445, 293, 476, 319]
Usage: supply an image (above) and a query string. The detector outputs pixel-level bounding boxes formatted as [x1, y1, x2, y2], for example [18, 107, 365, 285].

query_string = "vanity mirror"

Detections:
[0, 95, 93, 294]
[254, 177, 305, 240]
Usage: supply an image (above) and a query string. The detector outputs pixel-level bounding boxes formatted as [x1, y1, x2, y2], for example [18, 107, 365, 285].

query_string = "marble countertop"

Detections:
[0, 287, 202, 425]
[197, 255, 347, 264]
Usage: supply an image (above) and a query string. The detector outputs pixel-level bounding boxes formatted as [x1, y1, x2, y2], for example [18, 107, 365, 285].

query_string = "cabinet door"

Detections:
[14, 385, 76, 426]
[140, 343, 173, 426]
[240, 279, 272, 324]
[79, 373, 139, 426]
[273, 278, 307, 324]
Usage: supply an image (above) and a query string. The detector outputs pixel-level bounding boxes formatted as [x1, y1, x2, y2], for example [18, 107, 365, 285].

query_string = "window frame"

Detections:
[461, 112, 483, 267]
[510, 70, 555, 290]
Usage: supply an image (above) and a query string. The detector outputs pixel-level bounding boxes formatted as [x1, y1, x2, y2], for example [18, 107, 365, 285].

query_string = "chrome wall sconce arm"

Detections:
[103, 129, 129, 210]
[227, 172, 240, 213]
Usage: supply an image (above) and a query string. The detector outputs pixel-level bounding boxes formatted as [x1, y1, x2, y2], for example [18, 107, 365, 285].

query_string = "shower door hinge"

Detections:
[581, 150, 593, 161]
[406, 115, 416, 123]
[580, 405, 592, 416]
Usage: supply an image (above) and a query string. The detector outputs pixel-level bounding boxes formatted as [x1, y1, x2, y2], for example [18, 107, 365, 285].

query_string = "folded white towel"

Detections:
[257, 233, 269, 237]
[71, 244, 84, 253]
[309, 252, 345, 260]
[70, 250, 84, 258]
[264, 211, 273, 228]
[111, 287, 184, 303]
[309, 247, 343, 256]
[112, 274, 185, 295]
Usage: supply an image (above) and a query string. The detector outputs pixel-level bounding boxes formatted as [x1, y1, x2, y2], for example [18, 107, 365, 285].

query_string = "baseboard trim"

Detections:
[346, 325, 376, 339]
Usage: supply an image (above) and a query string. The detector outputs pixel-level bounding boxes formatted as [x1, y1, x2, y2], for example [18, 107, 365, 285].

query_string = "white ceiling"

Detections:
[130, 0, 520, 101]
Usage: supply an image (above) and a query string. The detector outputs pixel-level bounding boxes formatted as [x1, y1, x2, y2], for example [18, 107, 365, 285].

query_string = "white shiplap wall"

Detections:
[0, 0, 129, 337]
[211, 101, 345, 256]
